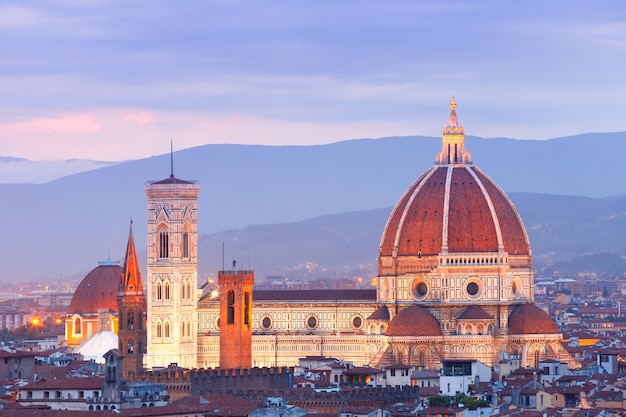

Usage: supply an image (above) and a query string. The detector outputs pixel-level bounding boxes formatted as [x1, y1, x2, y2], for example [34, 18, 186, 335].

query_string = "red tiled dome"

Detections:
[385, 305, 442, 336]
[508, 304, 558, 334]
[68, 261, 122, 314]
[379, 165, 530, 257]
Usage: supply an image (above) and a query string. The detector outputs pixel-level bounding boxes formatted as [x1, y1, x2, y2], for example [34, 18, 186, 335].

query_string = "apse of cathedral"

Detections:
[67, 100, 577, 372]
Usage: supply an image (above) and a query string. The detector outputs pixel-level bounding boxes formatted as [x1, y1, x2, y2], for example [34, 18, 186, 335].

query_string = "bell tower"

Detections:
[145, 152, 200, 370]
[117, 222, 146, 379]
[218, 263, 254, 369]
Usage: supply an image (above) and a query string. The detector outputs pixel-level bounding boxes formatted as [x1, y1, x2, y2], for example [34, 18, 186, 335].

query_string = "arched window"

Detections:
[164, 281, 170, 299]
[182, 232, 189, 258]
[156, 282, 162, 300]
[159, 230, 169, 259]
[181, 322, 185, 337]
[127, 340, 134, 354]
[164, 322, 170, 338]
[127, 311, 134, 330]
[74, 318, 82, 334]
[156, 322, 162, 338]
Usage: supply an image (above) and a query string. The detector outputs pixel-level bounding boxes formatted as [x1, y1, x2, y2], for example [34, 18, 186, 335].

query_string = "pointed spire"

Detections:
[121, 221, 143, 295]
[435, 97, 472, 165]
[170, 140, 174, 179]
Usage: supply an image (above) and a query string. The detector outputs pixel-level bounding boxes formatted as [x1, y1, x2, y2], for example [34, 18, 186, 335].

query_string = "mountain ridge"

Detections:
[0, 133, 624, 280]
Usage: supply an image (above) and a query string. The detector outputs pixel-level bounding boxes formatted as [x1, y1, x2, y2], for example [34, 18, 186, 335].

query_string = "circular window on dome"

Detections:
[260, 315, 272, 330]
[351, 315, 363, 330]
[512, 276, 523, 299]
[463, 277, 485, 300]
[410, 278, 429, 301]
[306, 315, 319, 330]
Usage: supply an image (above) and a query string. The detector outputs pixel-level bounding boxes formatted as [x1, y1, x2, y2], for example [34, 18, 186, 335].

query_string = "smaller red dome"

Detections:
[69, 261, 122, 315]
[386, 305, 442, 336]
[508, 304, 558, 334]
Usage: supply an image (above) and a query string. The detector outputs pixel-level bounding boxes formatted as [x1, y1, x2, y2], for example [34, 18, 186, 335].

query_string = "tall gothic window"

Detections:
[159, 231, 169, 259]
[182, 232, 189, 258]
[156, 322, 162, 338]
[227, 291, 235, 324]
[127, 311, 134, 330]
[157, 282, 162, 300]
[164, 322, 170, 338]
[164, 281, 170, 299]
[244, 292, 250, 326]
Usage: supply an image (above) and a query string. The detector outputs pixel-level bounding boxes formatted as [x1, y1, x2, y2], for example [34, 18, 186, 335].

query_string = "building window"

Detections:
[156, 322, 162, 338]
[156, 282, 162, 300]
[127, 311, 134, 330]
[164, 281, 170, 299]
[182, 232, 189, 258]
[306, 315, 318, 330]
[159, 231, 169, 259]
[260, 316, 272, 330]
[164, 322, 170, 338]
[244, 292, 250, 326]
[227, 291, 235, 324]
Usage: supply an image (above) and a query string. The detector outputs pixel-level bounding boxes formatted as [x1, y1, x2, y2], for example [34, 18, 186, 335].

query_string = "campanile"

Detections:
[145, 167, 200, 369]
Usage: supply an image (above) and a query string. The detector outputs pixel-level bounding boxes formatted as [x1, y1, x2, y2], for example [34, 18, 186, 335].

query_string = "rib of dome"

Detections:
[379, 165, 531, 257]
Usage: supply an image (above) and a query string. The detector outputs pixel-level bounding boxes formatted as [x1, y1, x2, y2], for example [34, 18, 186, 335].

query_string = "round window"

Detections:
[352, 315, 363, 329]
[463, 277, 484, 300]
[260, 316, 272, 330]
[306, 315, 318, 330]
[512, 276, 523, 299]
[466, 282, 479, 296]
[410, 278, 429, 301]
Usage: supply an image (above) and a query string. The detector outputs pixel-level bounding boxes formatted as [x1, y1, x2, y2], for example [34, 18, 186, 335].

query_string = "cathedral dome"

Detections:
[508, 304, 559, 334]
[379, 100, 530, 258]
[68, 260, 122, 315]
[385, 305, 442, 336]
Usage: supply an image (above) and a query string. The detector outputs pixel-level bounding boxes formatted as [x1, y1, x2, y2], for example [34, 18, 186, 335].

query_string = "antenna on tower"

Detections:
[222, 241, 225, 271]
[170, 140, 174, 178]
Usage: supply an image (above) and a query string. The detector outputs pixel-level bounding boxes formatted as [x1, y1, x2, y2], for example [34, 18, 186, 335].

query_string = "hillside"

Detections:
[0, 133, 625, 280]
[195, 193, 626, 281]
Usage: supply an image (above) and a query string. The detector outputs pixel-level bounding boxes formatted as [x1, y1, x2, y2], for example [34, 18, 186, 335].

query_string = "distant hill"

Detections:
[195, 193, 626, 281]
[0, 133, 625, 280]
[0, 157, 121, 184]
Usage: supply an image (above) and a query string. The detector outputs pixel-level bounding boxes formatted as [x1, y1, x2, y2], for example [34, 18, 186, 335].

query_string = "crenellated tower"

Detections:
[145, 161, 200, 370]
[117, 222, 147, 379]
[218, 266, 254, 369]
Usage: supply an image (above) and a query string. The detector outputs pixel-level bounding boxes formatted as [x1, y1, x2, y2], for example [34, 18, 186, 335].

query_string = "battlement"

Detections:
[139, 366, 294, 400]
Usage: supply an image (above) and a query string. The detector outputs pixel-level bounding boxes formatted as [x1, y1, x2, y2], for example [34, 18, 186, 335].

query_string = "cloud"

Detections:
[0, 112, 101, 135]
[122, 110, 155, 127]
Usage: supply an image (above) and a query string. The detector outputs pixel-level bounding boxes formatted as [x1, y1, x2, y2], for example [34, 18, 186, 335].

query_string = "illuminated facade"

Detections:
[144, 172, 200, 369]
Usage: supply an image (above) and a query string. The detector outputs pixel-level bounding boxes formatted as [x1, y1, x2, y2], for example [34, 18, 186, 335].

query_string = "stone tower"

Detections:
[117, 223, 146, 379]
[145, 163, 200, 370]
[218, 266, 254, 369]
